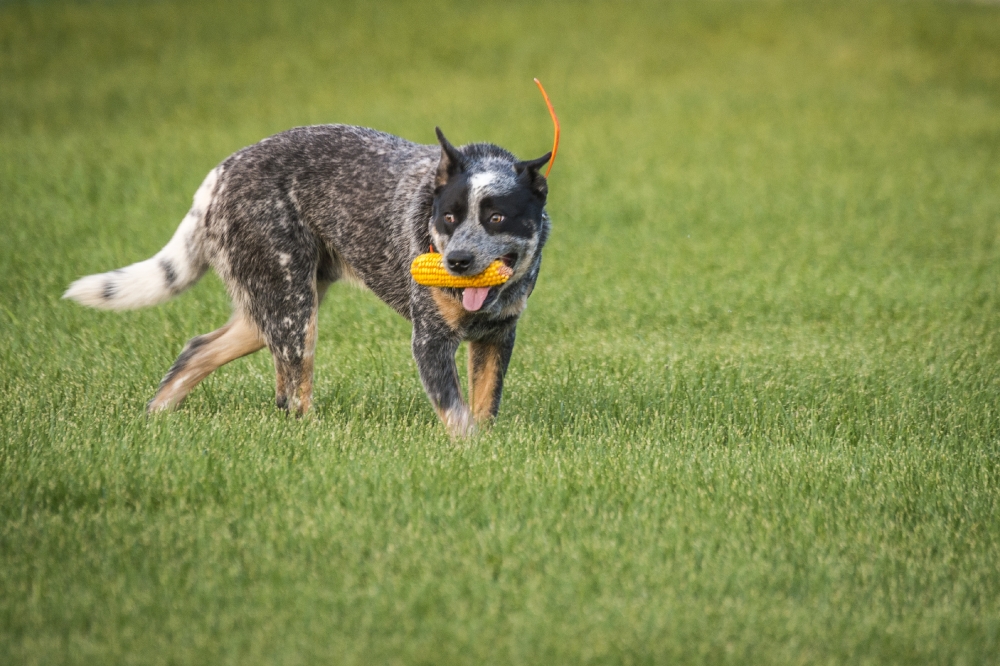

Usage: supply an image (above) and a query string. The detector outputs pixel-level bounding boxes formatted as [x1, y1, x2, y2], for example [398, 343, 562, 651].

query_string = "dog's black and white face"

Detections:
[429, 128, 551, 313]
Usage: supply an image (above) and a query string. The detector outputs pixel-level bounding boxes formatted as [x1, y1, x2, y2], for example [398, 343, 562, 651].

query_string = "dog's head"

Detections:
[429, 127, 552, 313]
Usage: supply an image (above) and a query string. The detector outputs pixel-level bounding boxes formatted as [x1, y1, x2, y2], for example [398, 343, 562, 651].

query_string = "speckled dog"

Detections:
[64, 125, 552, 436]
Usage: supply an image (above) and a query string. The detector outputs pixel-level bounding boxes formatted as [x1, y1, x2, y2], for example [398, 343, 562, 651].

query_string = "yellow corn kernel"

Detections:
[410, 253, 513, 288]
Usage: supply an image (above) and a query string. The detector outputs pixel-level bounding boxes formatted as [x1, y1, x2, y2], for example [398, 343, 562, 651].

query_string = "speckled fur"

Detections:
[64, 124, 552, 436]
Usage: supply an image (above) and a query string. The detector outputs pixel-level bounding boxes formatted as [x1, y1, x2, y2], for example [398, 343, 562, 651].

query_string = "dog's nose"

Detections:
[446, 250, 475, 273]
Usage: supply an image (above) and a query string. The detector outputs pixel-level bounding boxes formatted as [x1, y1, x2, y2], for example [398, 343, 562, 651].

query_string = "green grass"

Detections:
[2, 0, 1000, 663]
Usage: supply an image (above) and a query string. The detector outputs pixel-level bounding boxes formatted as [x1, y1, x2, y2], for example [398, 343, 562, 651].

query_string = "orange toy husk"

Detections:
[533, 78, 560, 178]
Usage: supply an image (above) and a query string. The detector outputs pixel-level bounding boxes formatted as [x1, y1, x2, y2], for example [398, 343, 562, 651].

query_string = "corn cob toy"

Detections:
[410, 252, 513, 312]
[410, 252, 513, 288]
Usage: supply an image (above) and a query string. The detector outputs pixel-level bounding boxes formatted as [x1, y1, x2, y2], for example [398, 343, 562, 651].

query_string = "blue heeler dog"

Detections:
[64, 125, 552, 437]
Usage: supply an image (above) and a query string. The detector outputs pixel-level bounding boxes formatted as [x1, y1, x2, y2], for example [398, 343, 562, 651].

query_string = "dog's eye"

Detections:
[444, 213, 456, 224]
[490, 214, 504, 224]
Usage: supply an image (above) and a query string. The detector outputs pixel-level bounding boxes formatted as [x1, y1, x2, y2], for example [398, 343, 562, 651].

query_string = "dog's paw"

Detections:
[443, 404, 477, 438]
[147, 393, 180, 414]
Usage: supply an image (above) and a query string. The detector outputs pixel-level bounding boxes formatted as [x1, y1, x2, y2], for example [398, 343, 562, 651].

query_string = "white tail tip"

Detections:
[63, 273, 124, 310]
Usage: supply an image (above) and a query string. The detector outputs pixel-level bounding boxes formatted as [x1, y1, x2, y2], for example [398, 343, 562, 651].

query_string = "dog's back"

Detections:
[66, 125, 435, 315]
[204, 125, 441, 319]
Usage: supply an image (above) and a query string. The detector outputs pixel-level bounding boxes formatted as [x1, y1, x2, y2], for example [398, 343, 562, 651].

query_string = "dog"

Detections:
[63, 125, 552, 436]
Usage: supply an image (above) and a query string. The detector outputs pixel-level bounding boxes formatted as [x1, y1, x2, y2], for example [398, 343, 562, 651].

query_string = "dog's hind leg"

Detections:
[148, 313, 265, 412]
[265, 280, 330, 416]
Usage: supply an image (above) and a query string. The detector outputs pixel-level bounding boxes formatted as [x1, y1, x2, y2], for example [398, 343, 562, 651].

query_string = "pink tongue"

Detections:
[462, 287, 490, 311]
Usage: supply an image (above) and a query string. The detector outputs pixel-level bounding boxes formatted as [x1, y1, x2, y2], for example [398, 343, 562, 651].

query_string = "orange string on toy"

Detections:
[533, 78, 560, 178]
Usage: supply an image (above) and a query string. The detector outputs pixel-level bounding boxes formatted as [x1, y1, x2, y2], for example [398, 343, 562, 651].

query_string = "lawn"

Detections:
[2, 0, 999, 663]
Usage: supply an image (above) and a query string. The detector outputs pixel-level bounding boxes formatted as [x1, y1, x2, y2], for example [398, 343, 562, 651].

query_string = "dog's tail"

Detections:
[63, 168, 219, 311]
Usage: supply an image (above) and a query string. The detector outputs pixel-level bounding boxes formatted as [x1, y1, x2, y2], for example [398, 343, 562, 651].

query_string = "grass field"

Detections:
[2, 0, 1000, 663]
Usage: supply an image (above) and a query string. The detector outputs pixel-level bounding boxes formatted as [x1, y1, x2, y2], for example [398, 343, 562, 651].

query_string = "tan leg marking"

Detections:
[274, 368, 288, 408]
[469, 341, 501, 424]
[430, 288, 468, 331]
[148, 314, 265, 412]
[295, 307, 319, 414]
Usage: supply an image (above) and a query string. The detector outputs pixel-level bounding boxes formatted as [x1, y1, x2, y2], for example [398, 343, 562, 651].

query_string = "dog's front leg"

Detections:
[468, 327, 516, 425]
[412, 320, 474, 437]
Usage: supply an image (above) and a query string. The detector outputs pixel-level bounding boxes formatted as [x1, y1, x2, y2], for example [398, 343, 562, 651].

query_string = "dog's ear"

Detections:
[435, 127, 465, 189]
[514, 151, 552, 202]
